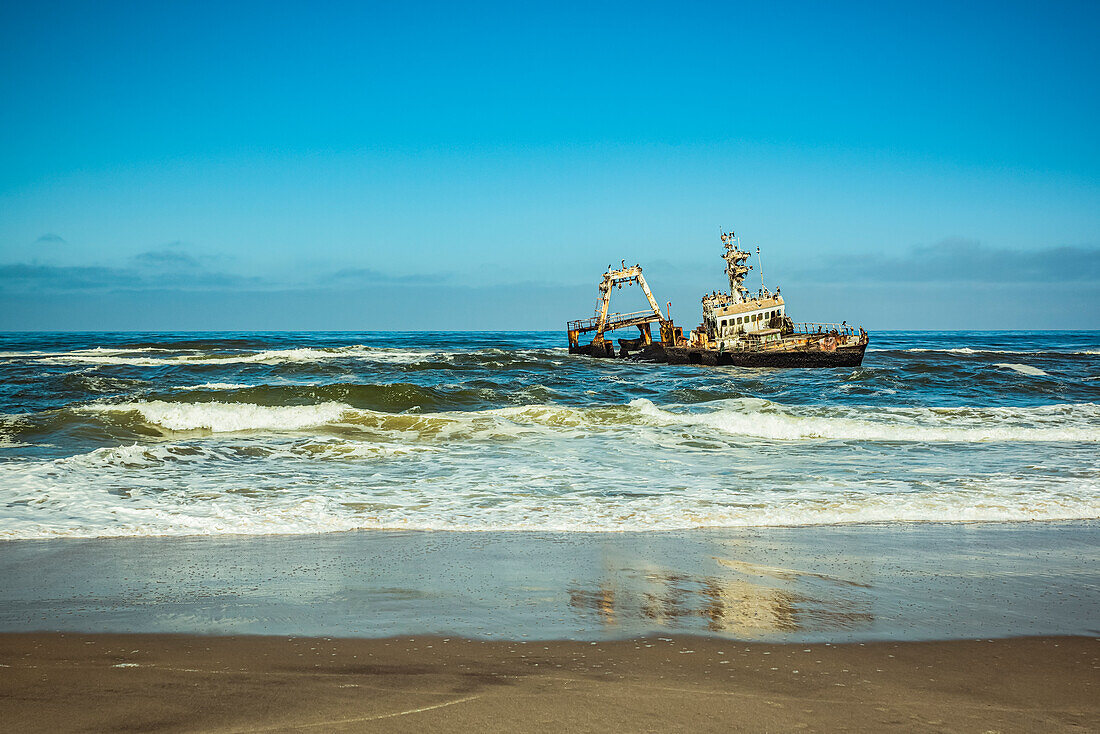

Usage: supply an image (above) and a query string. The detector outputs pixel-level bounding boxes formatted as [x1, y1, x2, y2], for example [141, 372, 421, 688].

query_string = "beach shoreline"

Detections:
[2, 632, 1096, 732]
[3, 523, 1096, 642]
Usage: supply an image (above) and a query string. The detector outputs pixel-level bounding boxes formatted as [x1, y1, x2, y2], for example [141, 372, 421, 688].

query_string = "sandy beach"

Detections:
[1, 525, 1097, 731]
[2, 632, 1096, 732]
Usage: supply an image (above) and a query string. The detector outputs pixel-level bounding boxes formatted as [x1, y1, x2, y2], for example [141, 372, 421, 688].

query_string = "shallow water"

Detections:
[1, 330, 1098, 538]
[1, 525, 1096, 641]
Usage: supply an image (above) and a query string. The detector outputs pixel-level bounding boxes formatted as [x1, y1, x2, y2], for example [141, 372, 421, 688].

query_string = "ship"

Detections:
[566, 230, 868, 367]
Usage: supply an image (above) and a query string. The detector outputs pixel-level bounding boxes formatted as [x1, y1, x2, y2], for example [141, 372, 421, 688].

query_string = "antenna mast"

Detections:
[757, 246, 765, 295]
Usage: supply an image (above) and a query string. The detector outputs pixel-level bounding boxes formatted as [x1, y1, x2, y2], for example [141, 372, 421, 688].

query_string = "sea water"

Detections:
[1, 330, 1097, 539]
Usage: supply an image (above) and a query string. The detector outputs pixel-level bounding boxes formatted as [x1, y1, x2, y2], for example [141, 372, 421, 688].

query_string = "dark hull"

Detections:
[570, 341, 868, 368]
[568, 343, 617, 358]
[652, 343, 867, 367]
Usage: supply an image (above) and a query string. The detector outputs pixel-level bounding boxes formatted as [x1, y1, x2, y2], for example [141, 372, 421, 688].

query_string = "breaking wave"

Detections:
[71, 397, 1100, 443]
[994, 363, 1050, 377]
[25, 345, 567, 368]
[83, 400, 350, 432]
[36, 346, 441, 366]
[870, 347, 1100, 356]
[631, 399, 1100, 443]
[1, 451, 1096, 538]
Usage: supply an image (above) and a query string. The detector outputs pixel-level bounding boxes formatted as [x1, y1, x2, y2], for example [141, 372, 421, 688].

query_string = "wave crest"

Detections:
[76, 397, 1100, 443]
[630, 398, 1100, 443]
[993, 363, 1049, 377]
[84, 401, 350, 432]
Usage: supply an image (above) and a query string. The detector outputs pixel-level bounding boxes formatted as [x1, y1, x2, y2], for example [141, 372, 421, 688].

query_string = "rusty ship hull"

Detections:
[571, 339, 868, 367]
[634, 341, 867, 367]
[565, 231, 870, 369]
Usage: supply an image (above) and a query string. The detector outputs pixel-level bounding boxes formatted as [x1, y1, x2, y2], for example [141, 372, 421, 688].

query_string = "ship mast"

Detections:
[720, 230, 751, 303]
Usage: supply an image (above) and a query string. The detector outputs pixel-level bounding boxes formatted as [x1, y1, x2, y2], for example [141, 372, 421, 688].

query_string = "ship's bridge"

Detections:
[706, 295, 786, 336]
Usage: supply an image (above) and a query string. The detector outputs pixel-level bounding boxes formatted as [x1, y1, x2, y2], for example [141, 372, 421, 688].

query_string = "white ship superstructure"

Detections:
[694, 231, 789, 351]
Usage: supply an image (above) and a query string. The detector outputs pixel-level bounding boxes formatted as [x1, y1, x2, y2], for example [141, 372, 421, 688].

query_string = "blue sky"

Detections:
[1, 0, 1098, 330]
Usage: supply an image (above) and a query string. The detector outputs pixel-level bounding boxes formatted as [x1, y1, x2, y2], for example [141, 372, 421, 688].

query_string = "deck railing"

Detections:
[567, 310, 663, 333]
[790, 322, 861, 336]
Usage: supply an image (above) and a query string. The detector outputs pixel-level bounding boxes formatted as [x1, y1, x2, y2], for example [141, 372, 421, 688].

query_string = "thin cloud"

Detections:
[33, 233, 68, 246]
[1, 263, 126, 291]
[0, 249, 261, 293]
[131, 248, 203, 270]
[803, 239, 1100, 284]
[0, 249, 445, 293]
[319, 268, 446, 285]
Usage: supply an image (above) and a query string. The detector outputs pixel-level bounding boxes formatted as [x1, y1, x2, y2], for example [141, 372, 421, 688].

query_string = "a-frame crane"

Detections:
[566, 261, 681, 357]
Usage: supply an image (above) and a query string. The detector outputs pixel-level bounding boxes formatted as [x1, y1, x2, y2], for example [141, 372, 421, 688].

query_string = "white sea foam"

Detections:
[172, 383, 256, 391]
[36, 345, 456, 366]
[870, 347, 1100, 356]
[631, 398, 1100, 443]
[1, 456, 1096, 539]
[0, 345, 171, 356]
[61, 439, 435, 469]
[0, 416, 29, 448]
[83, 400, 350, 432]
[79, 397, 1100, 443]
[994, 363, 1049, 377]
[23, 344, 573, 367]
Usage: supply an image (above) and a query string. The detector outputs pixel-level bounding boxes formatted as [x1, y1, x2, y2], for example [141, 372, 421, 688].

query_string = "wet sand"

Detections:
[2, 524, 1098, 641]
[1, 633, 1096, 732]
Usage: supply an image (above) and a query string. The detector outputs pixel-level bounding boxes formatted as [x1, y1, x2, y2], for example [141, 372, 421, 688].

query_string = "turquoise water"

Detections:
[1, 330, 1098, 538]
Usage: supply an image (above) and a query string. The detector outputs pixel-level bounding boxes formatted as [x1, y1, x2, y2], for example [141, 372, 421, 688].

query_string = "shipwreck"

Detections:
[566, 230, 869, 367]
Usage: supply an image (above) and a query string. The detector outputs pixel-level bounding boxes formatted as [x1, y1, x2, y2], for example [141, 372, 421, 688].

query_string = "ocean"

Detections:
[1, 330, 1098, 540]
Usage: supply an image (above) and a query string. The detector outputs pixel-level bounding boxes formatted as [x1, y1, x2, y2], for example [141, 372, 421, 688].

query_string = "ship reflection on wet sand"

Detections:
[568, 557, 874, 636]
